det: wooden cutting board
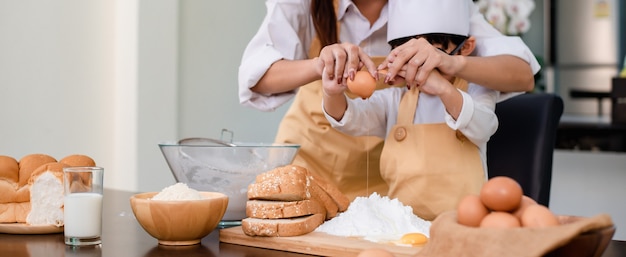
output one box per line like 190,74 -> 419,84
219,226 -> 422,257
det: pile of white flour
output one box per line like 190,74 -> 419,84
315,193 -> 431,240
152,183 -> 204,201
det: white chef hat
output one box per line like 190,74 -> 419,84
387,0 -> 471,42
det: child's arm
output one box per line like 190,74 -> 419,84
321,67 -> 348,121
418,70 -> 464,120
450,85 -> 499,147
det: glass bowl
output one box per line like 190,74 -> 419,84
158,141 -> 299,226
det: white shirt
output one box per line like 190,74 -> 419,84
323,83 -> 499,175
238,0 -> 540,111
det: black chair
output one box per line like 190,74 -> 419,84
486,93 -> 564,207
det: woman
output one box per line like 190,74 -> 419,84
238,0 -> 539,200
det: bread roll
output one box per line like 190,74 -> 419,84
18,154 -> 56,187
14,184 -> 30,203
26,163 -> 66,226
0,155 -> 19,183
15,202 -> 30,223
59,154 -> 96,167
0,179 -> 17,204
60,154 -> 97,189
241,213 -> 325,237
0,202 -> 30,223
28,162 -> 66,185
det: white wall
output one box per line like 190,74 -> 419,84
0,1 -> 117,185
0,0 -> 283,192
177,0 -> 289,143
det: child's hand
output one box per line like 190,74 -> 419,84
418,69 -> 454,96
321,67 -> 347,97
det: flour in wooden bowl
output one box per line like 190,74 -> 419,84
152,183 -> 204,201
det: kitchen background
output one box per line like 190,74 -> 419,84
0,0 -> 624,240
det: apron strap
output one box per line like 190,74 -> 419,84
397,87 -> 420,125
396,77 -> 469,125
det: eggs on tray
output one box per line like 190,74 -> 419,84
457,176 -> 559,228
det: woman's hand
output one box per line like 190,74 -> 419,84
379,38 -> 461,88
316,43 -> 378,85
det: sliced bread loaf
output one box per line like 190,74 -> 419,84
241,213 -> 325,237
305,169 -> 351,212
246,199 -> 324,219
247,165 -> 311,201
309,181 -> 339,219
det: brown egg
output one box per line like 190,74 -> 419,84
457,194 -> 489,227
520,204 -> 559,228
357,248 -> 395,257
480,176 -> 523,212
347,70 -> 376,99
479,211 -> 521,228
512,195 -> 538,220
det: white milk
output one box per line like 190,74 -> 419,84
64,193 -> 103,238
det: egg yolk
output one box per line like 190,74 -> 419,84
400,233 -> 428,246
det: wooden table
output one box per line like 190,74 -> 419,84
0,189 -> 624,257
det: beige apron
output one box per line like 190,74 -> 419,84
275,57 -> 391,200
379,79 -> 485,220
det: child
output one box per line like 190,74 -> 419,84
322,0 -> 499,220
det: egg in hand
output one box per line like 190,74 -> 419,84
347,70 -> 376,99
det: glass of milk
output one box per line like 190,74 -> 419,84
63,167 -> 104,246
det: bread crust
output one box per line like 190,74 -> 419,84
0,156 -> 19,183
0,179 -> 17,204
243,164 -> 354,237
59,154 -> 96,167
28,162 -> 66,185
248,166 -> 311,201
18,154 -> 56,187
309,181 -> 338,219
246,199 -> 324,219
14,184 -> 30,203
241,213 -> 325,237
0,154 -> 95,224
305,168 -> 351,212
0,202 -> 31,223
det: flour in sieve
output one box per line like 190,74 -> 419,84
152,183 -> 204,201
315,193 -> 431,240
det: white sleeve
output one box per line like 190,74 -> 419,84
468,0 -> 541,75
323,91 -> 392,139
238,0 -> 314,112
445,85 -> 499,147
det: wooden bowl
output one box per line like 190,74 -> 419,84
544,216 -> 616,257
130,191 -> 228,246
